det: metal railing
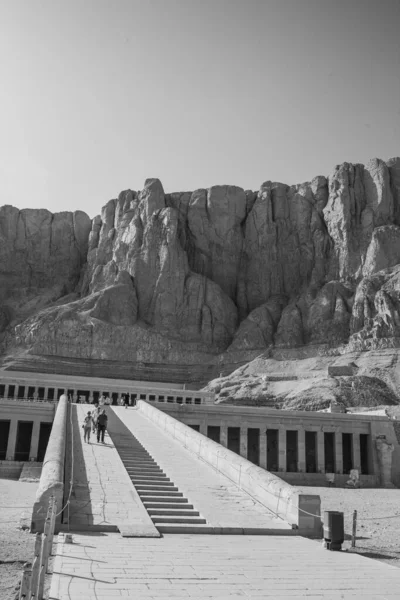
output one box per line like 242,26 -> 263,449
19,496 -> 57,600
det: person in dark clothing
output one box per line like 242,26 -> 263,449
97,409 -> 108,443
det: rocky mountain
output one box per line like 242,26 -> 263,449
2,156 -> 400,385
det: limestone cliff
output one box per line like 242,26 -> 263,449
2,156 -> 400,382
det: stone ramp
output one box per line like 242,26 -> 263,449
50,532 -> 400,599
112,406 -> 291,533
64,404 -> 159,536
107,418 -> 210,533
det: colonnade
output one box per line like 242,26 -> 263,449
194,423 -> 372,475
0,383 -> 210,405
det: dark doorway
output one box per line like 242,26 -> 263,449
247,428 -> 260,465
111,392 -> 119,405
266,429 -> 278,471
360,434 -> 370,475
0,420 -> 10,459
324,432 -> 335,473
130,394 -> 137,406
17,386 -> 25,399
8,385 -> 15,398
0,384 -> 5,396
57,388 -> 65,400
93,391 -> 100,403
305,431 -> 317,473
38,387 -> 45,399
227,427 -> 240,454
37,422 -> 52,461
47,388 -> 55,401
14,421 -> 33,461
188,424 -> 200,432
27,386 -> 35,399
77,390 -> 89,403
286,430 -> 298,472
207,426 -> 221,443
342,433 -> 353,474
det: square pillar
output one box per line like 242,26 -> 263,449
317,431 -> 325,473
335,432 -> 343,474
6,419 -> 18,460
199,422 -> 207,436
3,385 -> 9,398
278,427 -> 286,471
298,429 -> 306,472
259,429 -> 267,469
220,425 -> 228,448
353,433 -> 361,472
240,427 -> 248,459
29,421 -> 41,460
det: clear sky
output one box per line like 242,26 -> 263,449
1,0 -> 399,217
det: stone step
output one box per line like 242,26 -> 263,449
156,524 -> 216,534
142,498 -> 190,506
121,457 -> 154,462
151,516 -> 207,524
137,491 -> 184,497
147,509 -> 200,517
143,502 -> 193,509
127,471 -> 165,476
123,460 -> 156,465
135,484 -> 178,491
131,480 -> 172,487
120,455 -> 152,460
129,474 -> 168,480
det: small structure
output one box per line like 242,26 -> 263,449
328,362 -> 358,377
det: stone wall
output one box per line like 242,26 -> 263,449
31,395 -> 68,532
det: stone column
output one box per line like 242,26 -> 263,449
335,432 -> 343,474
317,431 -> 325,473
278,427 -> 286,472
352,433 -> 361,473
259,429 -> 267,469
199,421 -> 207,436
6,419 -> 18,460
3,384 -> 9,398
29,421 -> 41,460
298,429 -> 306,472
240,427 -> 248,459
72,390 -> 78,403
375,437 -> 395,488
220,425 -> 228,448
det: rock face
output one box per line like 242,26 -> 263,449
3,155 -> 400,375
0,206 -> 91,332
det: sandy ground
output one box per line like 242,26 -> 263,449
0,479 -> 38,600
297,485 -> 400,567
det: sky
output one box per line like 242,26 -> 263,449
0,0 -> 399,218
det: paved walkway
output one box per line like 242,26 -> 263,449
50,532 -> 400,599
112,406 -> 289,531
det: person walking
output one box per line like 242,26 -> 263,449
97,409 -> 108,443
82,411 -> 94,443
92,403 -> 100,433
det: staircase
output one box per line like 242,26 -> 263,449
111,432 -> 209,533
